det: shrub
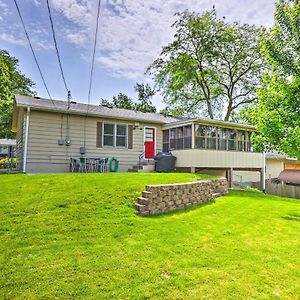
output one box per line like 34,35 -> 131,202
0,158 -> 17,169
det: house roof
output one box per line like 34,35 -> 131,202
0,139 -> 16,146
13,95 -> 256,131
14,95 -> 180,124
163,117 -> 256,131
265,152 -> 297,161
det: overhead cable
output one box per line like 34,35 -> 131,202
14,0 -> 52,100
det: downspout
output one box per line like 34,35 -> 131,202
262,150 -> 266,192
22,106 -> 30,173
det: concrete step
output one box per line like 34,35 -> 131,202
134,202 -> 147,212
212,192 -> 222,199
142,191 -> 152,198
137,196 -> 150,205
139,165 -> 155,173
140,160 -> 155,166
132,165 -> 143,170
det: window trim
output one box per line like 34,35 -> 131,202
116,124 -> 128,148
102,122 -> 128,148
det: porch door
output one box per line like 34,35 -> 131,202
144,127 -> 155,159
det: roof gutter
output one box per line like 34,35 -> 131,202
22,106 -> 30,173
15,104 -> 170,125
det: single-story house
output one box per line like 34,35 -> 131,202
0,139 -> 16,158
12,95 -> 265,186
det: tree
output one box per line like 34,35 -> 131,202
101,93 -> 135,110
134,83 -> 156,113
147,10 -> 264,121
242,0 -> 300,159
0,50 -> 35,138
100,83 -> 157,113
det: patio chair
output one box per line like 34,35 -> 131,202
97,158 -> 108,173
69,158 -> 78,172
78,157 -> 88,173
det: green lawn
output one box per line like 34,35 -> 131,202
0,173 -> 300,299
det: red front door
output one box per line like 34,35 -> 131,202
144,127 -> 155,159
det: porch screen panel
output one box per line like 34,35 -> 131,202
247,131 -> 253,152
176,127 -> 184,149
207,126 -> 217,149
163,130 -> 170,152
218,127 -> 227,150
237,130 -> 247,151
228,129 -> 236,151
170,128 -> 176,150
184,125 -> 192,149
195,125 -> 206,149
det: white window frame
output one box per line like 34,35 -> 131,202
116,124 -> 128,148
102,122 -> 128,148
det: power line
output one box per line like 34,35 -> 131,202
46,0 -> 69,94
13,0 -> 52,100
87,0 -> 102,109
83,0 -> 102,147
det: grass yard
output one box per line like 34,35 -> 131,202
0,173 -> 300,299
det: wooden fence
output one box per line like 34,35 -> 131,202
265,182 -> 300,199
251,181 -> 300,199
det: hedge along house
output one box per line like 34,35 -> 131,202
12,95 -> 264,186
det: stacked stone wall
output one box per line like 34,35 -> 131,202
135,178 -> 228,216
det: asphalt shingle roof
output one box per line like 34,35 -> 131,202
15,95 -> 180,124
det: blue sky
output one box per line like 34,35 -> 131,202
0,0 -> 276,109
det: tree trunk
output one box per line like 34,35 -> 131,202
206,99 -> 214,119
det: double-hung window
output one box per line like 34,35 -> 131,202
103,123 -> 127,148
116,124 -> 127,147
103,124 -> 114,147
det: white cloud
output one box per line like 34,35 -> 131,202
0,33 -> 26,46
2,0 -> 276,82
48,0 -> 275,81
0,0 -> 11,16
32,0 -> 42,6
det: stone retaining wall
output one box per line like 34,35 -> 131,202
135,178 -> 228,216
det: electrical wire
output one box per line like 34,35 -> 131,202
83,0 -> 102,147
87,0 -> 102,109
13,0 -> 52,100
46,0 -> 69,94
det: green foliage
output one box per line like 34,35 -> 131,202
100,83 -> 157,113
147,10 -> 264,121
0,157 -> 16,169
101,93 -> 135,110
0,173 -> 300,298
243,1 -> 300,159
134,82 -> 156,113
0,50 -> 35,138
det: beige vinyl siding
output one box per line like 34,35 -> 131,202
173,149 -> 264,169
233,171 -> 260,183
26,110 -> 162,173
266,159 -> 284,179
15,109 -> 25,170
